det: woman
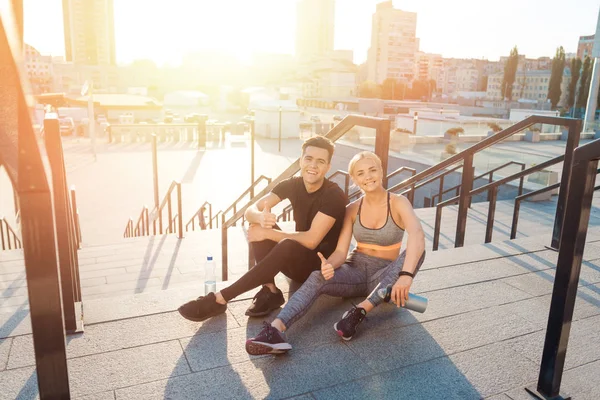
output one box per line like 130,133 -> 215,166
246,151 -> 426,355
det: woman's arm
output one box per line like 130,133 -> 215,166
390,194 -> 425,307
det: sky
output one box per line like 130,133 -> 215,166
22,0 -> 600,66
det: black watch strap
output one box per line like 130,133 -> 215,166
399,270 -> 415,278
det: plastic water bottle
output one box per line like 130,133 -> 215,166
204,255 -> 216,294
376,284 -> 428,313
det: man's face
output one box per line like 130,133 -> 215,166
300,146 -> 331,186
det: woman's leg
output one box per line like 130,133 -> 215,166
275,262 -> 367,331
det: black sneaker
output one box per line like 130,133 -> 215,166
245,286 -> 285,317
334,306 -> 367,341
178,292 -> 227,322
246,322 -> 292,355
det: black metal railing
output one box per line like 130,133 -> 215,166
510,167 -> 600,240
0,217 -> 21,250
221,175 -> 272,227
186,201 -> 213,231
123,180 -> 183,239
220,115 -> 392,280
387,116 -> 581,251
431,154 -> 565,250
429,161 -> 525,206
526,137 -> 600,399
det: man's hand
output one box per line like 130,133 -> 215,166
248,224 -> 270,243
318,252 -> 334,280
259,205 -> 276,229
391,275 -> 413,308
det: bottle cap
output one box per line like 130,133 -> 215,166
207,255 -> 213,261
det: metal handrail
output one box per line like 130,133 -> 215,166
328,170 -> 351,195
396,164 -> 463,206
510,167 -> 600,240
185,201 -> 213,231
123,180 -> 183,239
69,186 -> 82,248
221,175 -> 272,227
432,154 -> 565,249
211,210 -> 223,229
430,161 -> 526,206
0,217 -> 22,250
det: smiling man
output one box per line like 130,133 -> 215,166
178,136 -> 347,323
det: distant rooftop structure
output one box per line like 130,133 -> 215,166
74,93 -> 161,109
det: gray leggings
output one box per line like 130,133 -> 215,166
277,250 -> 425,329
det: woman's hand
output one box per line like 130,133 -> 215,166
318,252 -> 334,280
391,275 -> 413,307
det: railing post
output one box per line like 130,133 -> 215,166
44,116 -> 83,334
167,195 -> 173,234
152,134 -> 159,211
177,183 -> 183,239
0,219 -> 5,250
433,206 -> 442,251
551,120 -> 582,249
485,187 -> 498,243
70,186 -> 81,248
374,119 -> 391,188
487,172 -> 494,201
455,153 -> 474,247
221,226 -> 228,281
526,157 -> 597,399
438,175 -> 445,205
511,200 -> 521,240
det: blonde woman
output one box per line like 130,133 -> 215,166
246,151 -> 426,355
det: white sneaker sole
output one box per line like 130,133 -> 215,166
245,340 -> 292,355
333,322 -> 353,341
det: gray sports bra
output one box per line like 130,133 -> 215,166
353,193 -> 405,250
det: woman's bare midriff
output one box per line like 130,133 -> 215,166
356,246 -> 400,261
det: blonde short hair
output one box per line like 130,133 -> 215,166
348,151 -> 383,177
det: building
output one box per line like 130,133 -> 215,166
62,0 -> 116,65
52,62 -> 121,94
298,56 -> 357,99
24,44 -> 53,94
366,1 -> 419,84
578,34 -> 595,59
415,52 -> 443,84
486,69 -> 571,107
295,0 -> 335,60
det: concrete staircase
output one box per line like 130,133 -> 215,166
2,196 -> 600,398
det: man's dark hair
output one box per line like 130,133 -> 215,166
301,136 -> 335,163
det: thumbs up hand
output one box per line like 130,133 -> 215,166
318,252 -> 334,280
259,203 -> 276,229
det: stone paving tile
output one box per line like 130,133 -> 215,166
312,356 -> 483,400
410,259 -> 532,293
64,340 -> 191,398
346,304 -> 538,375
74,391 -> 116,400
504,314 -> 600,372
116,342 -> 371,400
79,267 -> 128,280
0,264 -> 24,275
447,342 -> 539,399
0,366 -> 38,400
0,338 -> 11,371
7,310 -> 237,370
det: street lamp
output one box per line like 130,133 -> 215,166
413,112 -> 419,135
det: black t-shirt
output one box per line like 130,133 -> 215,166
272,177 -> 347,257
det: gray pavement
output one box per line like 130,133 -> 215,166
2,135 -> 600,399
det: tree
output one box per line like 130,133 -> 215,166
408,79 -> 435,100
501,46 -> 519,101
577,56 -> 592,108
547,46 -> 566,109
358,81 -> 382,98
567,57 -> 582,110
381,78 -> 398,100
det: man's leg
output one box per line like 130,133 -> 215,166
220,238 -> 319,302
178,239 -> 319,322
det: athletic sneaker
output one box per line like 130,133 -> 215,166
246,322 -> 292,355
178,292 -> 227,322
334,306 -> 367,341
245,286 -> 285,317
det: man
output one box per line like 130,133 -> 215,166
178,136 -> 347,322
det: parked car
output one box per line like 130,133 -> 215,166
59,117 -> 75,136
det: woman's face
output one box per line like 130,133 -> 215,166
352,157 -> 383,193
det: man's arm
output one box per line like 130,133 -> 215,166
244,192 -> 281,226
248,211 -> 336,250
